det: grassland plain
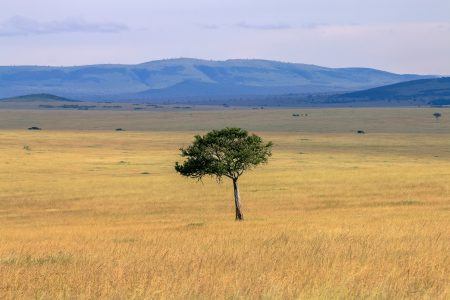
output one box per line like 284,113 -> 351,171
0,108 -> 449,299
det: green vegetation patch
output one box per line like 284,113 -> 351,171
0,252 -> 72,266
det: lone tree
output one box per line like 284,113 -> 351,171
433,112 -> 442,121
175,127 -> 272,221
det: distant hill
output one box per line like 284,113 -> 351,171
0,93 -> 79,102
327,77 -> 450,105
0,58 -> 434,102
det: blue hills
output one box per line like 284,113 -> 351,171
0,58 -> 434,103
330,77 -> 450,104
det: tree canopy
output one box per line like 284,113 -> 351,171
433,112 -> 442,120
175,127 -> 273,220
175,127 -> 272,181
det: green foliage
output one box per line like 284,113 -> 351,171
0,252 -> 72,266
175,127 -> 272,181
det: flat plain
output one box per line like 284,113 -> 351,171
0,108 -> 449,299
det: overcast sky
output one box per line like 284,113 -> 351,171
1,0 -> 449,74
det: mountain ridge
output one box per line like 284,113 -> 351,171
0,58 -> 436,102
0,93 -> 80,102
2,77 -> 449,108
328,77 -> 450,105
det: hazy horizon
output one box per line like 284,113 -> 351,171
1,0 -> 449,74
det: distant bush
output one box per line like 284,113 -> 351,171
433,112 -> 442,120
62,105 -> 96,110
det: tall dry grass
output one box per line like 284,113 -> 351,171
0,130 -> 449,299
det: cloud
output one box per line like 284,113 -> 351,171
235,22 -> 291,30
198,24 -> 220,30
306,22 -> 450,40
0,16 -> 128,36
197,22 -> 291,31
298,23 -> 323,30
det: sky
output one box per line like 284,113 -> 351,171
0,0 -> 449,74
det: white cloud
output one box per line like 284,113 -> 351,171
280,22 -> 450,74
235,22 -> 291,30
0,16 -> 128,36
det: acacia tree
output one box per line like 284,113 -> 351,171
433,112 -> 442,121
175,127 -> 272,221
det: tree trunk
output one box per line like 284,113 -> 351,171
233,178 -> 244,221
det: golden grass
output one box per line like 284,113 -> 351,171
0,107 -> 449,133
0,126 -> 449,298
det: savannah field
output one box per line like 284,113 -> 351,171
0,107 -> 449,299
